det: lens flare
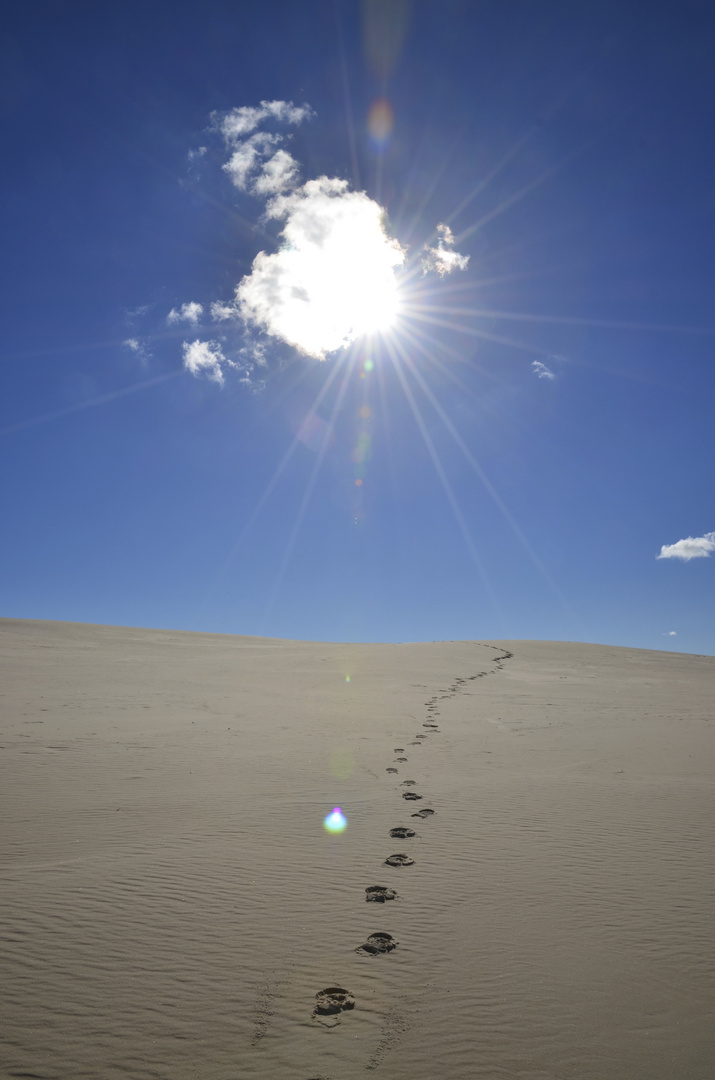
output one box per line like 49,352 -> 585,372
367,98 -> 395,145
323,806 -> 347,833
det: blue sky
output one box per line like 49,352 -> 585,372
1,0 -> 714,652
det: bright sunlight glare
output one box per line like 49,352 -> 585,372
176,103 -> 469,379
236,178 -> 406,359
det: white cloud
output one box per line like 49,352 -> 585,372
217,100 -> 313,143
421,224 -> 469,277
222,132 -> 278,190
253,148 -> 300,195
238,338 -> 268,368
216,102 -> 312,197
123,337 -> 151,363
167,301 -> 204,326
229,177 -> 406,359
664,630 -> 677,636
657,531 -> 715,561
532,360 -> 555,380
176,102 -> 476,380
182,338 -> 264,388
211,301 -> 238,322
182,339 -> 230,384
223,142 -> 261,190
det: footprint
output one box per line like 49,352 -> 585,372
402,791 -> 423,800
385,853 -> 414,867
395,756 -> 408,763
386,767 -> 398,774
411,808 -> 435,819
414,734 -> 427,739
357,932 -> 398,956
410,741 -> 423,746
314,987 -> 355,1015
401,779 -> 417,786
365,885 -> 397,902
389,827 -> 416,838
394,748 -> 404,752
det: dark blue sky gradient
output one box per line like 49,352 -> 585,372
1,1 -> 714,651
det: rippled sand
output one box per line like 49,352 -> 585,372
1,619 -> 713,1079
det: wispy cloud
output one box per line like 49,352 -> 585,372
532,359 -> 555,379
181,338 -> 264,389
252,148 -> 300,195
657,531 -> 715,561
167,301 -> 203,326
223,133 -> 278,191
125,304 -> 151,323
210,301 -> 237,322
420,224 -> 469,277
123,337 -> 151,364
182,340 -> 230,384
663,630 -> 677,636
217,100 -> 313,197
217,100 -> 313,141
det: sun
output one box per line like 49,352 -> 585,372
236,178 -> 406,359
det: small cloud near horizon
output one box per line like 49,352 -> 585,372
657,530 -> 715,561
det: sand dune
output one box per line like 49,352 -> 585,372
1,618 -> 714,1079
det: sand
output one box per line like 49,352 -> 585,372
1,618 -> 714,1080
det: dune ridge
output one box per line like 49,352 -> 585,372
1,619 -> 714,1079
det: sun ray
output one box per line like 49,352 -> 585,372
396,326 -> 575,615
373,341 -> 403,502
203,350 -> 347,602
404,309 -> 563,359
0,371 -> 181,437
384,338 -> 506,626
411,261 -> 583,297
454,132 -> 604,246
443,126 -> 538,231
260,349 -> 358,627
334,1 -> 361,191
406,313 -> 688,392
398,320 -> 513,395
415,305 -> 715,338
398,126 -> 468,244
442,65 -> 597,234
397,321 -> 512,414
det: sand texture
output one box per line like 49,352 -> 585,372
1,619 -> 714,1079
